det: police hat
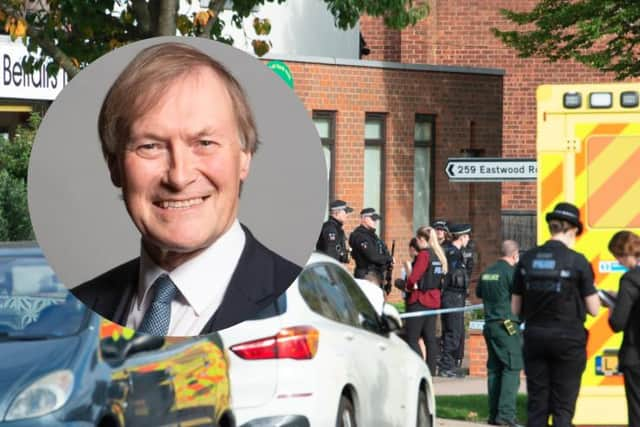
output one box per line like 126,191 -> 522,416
431,219 -> 449,233
330,200 -> 353,213
360,207 -> 381,220
449,223 -> 472,236
545,202 -> 583,236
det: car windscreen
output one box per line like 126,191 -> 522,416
0,255 -> 87,338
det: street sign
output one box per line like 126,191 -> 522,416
445,157 -> 536,182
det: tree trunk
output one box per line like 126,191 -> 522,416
155,0 -> 178,36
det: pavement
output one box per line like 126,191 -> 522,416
433,376 -> 527,427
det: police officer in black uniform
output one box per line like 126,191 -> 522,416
349,208 -> 393,285
437,223 -> 472,377
316,200 -> 353,263
512,202 -> 600,427
432,219 -> 450,246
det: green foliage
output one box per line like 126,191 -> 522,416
436,394 -> 528,423
0,113 -> 40,181
1,0 -> 428,78
493,1 -> 640,80
0,113 -> 39,241
0,171 -> 33,241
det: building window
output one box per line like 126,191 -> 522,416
364,114 -> 385,235
313,111 -> 335,214
413,115 -> 435,231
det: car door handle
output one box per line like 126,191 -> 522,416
344,332 -> 355,341
378,342 -> 387,351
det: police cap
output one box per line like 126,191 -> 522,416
431,219 -> 449,233
545,202 -> 583,236
449,223 -> 472,236
330,200 -> 353,213
360,207 -> 382,220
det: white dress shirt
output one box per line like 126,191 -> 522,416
126,220 -> 246,336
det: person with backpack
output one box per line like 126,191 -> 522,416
512,202 -> 600,427
437,223 -> 472,377
606,230 -> 640,427
403,226 -> 448,376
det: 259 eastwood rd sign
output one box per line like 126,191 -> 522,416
445,157 -> 537,182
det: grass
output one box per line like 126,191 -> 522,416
389,301 -> 405,313
436,394 -> 528,423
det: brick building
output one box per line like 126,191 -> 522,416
361,0 -> 630,252
262,56 -> 504,299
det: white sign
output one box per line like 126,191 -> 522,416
598,261 -> 627,273
0,36 -> 67,101
445,157 -> 537,182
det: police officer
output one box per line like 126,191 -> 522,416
512,202 -> 600,427
437,223 -> 472,377
316,200 -> 353,263
432,219 -> 450,246
477,240 -> 523,427
349,208 -> 392,285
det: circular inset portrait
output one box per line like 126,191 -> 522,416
28,37 -> 326,336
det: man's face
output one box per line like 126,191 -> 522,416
333,209 -> 347,223
109,67 -> 251,262
435,228 -> 446,241
363,215 -> 377,230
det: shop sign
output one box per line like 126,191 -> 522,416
0,36 -> 67,101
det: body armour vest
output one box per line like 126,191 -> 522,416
519,244 -> 585,327
418,248 -> 444,291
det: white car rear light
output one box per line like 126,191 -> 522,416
230,326 -> 319,360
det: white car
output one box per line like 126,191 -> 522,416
220,252 -> 436,427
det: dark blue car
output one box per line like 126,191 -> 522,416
0,243 -> 235,426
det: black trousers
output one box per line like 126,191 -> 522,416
405,302 -> 439,376
623,363 -> 640,427
438,291 -> 465,372
523,325 -> 587,427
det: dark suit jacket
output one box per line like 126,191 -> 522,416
609,267 -> 640,369
71,225 -> 301,333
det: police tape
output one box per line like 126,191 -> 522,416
398,304 -> 484,319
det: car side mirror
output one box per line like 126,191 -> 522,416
100,338 -> 125,361
124,334 -> 165,357
382,303 -> 403,332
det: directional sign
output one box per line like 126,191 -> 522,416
445,157 -> 537,182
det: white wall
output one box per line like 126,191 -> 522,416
182,0 -> 360,59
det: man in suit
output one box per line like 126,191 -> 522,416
72,42 -> 300,335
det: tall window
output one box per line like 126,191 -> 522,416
313,111 -> 335,215
413,115 -> 435,231
364,114 -> 385,235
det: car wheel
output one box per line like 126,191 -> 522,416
336,395 -> 356,427
416,390 -> 431,427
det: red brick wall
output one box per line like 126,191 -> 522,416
468,330 -> 487,377
361,0 -> 637,212
280,60 -> 502,302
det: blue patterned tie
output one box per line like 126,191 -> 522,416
138,274 -> 177,336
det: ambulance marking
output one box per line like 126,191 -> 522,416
587,142 -> 640,226
595,178 -> 640,228
629,211 -> 640,229
585,136 -> 627,192
541,163 -> 563,211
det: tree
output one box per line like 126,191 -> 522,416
0,0 -> 428,79
493,1 -> 640,80
0,113 -> 39,241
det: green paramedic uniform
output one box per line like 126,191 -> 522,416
476,259 -> 523,425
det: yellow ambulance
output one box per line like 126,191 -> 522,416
537,83 -> 640,425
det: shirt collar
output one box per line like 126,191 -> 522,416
137,220 -> 246,316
